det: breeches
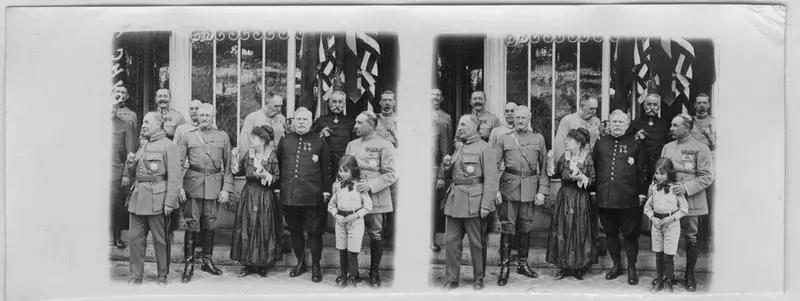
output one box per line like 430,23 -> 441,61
598,207 -> 643,239
498,200 -> 534,234
680,215 -> 701,244
183,198 -> 218,232
335,218 -> 365,253
364,213 -> 385,240
651,219 -> 681,255
283,205 -> 326,238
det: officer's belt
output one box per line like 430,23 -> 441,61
504,168 -> 537,177
189,166 -> 222,174
136,175 -> 167,182
653,211 -> 678,219
337,209 -> 362,216
453,177 -> 483,185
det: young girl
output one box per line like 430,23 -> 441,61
229,125 -> 282,278
545,128 -> 597,280
643,158 -> 689,292
328,155 -> 373,288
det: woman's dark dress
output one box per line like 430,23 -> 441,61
545,151 -> 598,269
230,151 -> 282,266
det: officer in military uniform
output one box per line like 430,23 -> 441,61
174,99 -> 203,145
113,85 -> 139,132
629,94 -> 672,185
310,90 -> 356,186
112,94 -> 138,249
123,112 -> 181,285
176,103 -> 233,283
346,110 -> 397,288
375,90 -> 398,147
661,113 -> 714,292
469,91 -> 502,142
488,102 -> 519,146
592,110 -> 649,285
154,88 -> 186,140
277,107 -> 331,283
431,88 -> 452,252
493,106 -> 549,286
436,114 -> 499,290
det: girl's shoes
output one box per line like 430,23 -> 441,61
237,266 -> 256,278
347,275 -> 358,288
573,268 -> 585,280
554,269 -> 566,280
257,266 -> 269,277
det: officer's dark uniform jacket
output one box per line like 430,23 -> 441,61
125,130 -> 181,215
276,131 -> 331,206
177,127 -> 234,199
310,113 -> 355,184
628,116 -> 672,184
592,133 -> 649,208
438,134 -> 499,218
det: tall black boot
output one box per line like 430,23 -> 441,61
664,254 -> 675,292
685,241 -> 698,292
650,252 -> 664,292
337,250 -> 348,287
624,238 -> 639,285
516,232 -> 538,278
497,234 -> 512,286
310,235 -> 323,282
182,231 -> 196,283
347,252 -> 359,288
199,230 -> 223,275
369,239 -> 383,288
605,236 -> 623,279
289,232 -> 307,277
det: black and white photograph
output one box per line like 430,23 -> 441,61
429,33 -> 718,293
1,3 -> 793,301
109,29 -> 400,288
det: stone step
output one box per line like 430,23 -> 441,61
429,232 -> 712,273
110,229 -> 394,269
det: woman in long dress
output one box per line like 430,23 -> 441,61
546,127 -> 597,280
230,125 -> 282,277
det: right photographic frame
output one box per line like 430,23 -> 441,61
430,34 -> 717,293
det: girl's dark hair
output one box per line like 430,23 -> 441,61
567,127 -> 591,147
338,155 -> 361,181
251,125 -> 274,144
654,157 -> 677,183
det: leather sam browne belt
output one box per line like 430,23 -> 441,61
453,177 -> 483,185
136,175 -> 167,182
189,166 -> 222,174
504,168 -> 537,177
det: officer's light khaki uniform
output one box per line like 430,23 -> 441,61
124,130 -> 181,280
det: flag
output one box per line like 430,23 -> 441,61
318,34 -> 338,102
669,37 -> 695,101
633,37 -> 653,103
346,32 -> 381,105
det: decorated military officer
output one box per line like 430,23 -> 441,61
154,88 -> 186,140
660,113 -> 714,292
123,112 -> 181,285
493,106 -> 549,286
469,91 -> 502,142
436,114 -> 499,290
345,110 -> 397,288
592,110 -> 649,285
276,107 -> 331,283
310,90 -> 356,186
176,103 -> 233,283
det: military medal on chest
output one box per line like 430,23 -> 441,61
149,162 -> 159,172
333,116 -> 339,124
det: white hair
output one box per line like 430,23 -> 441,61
294,107 -> 313,119
609,109 -> 629,122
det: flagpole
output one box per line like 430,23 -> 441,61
631,38 -> 637,120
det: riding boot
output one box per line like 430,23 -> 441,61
605,236 -> 623,279
369,239 -> 383,287
685,241 -> 698,292
650,252 -> 664,291
181,231 -> 196,283
624,237 -> 639,285
348,252 -> 359,288
497,234 -> 512,286
199,230 -> 223,275
336,250 -> 348,287
289,232 -> 307,277
516,232 -> 538,278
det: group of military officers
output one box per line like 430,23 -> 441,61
432,89 -> 715,291
111,86 -> 398,286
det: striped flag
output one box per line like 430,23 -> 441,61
633,37 -> 653,103
669,38 -> 695,101
318,34 -> 338,102
346,32 -> 381,111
